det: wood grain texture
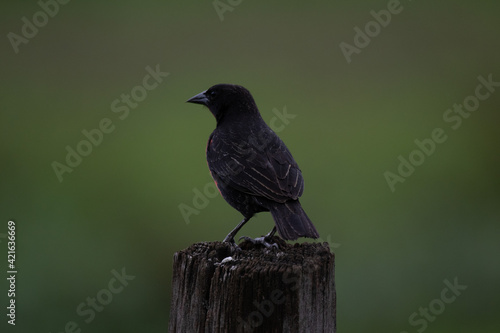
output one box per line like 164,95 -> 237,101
169,238 -> 336,333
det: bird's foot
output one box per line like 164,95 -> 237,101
222,237 -> 242,253
239,236 -> 279,250
222,217 -> 250,253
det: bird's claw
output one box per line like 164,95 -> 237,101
222,237 -> 242,253
239,236 -> 279,249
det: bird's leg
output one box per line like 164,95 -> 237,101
239,226 -> 279,249
223,217 -> 251,244
264,226 -> 277,240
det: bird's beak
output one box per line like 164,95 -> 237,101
186,90 -> 209,106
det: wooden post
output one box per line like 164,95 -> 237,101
168,238 -> 336,333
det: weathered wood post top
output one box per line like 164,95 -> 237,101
169,238 -> 336,333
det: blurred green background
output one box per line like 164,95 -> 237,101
1,1 -> 499,332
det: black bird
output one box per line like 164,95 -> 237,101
187,84 -> 319,245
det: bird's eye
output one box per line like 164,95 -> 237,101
208,90 -> 217,98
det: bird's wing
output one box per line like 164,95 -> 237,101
207,127 -> 304,203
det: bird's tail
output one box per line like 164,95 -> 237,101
269,200 -> 319,241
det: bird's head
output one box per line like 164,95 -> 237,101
186,84 -> 260,124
